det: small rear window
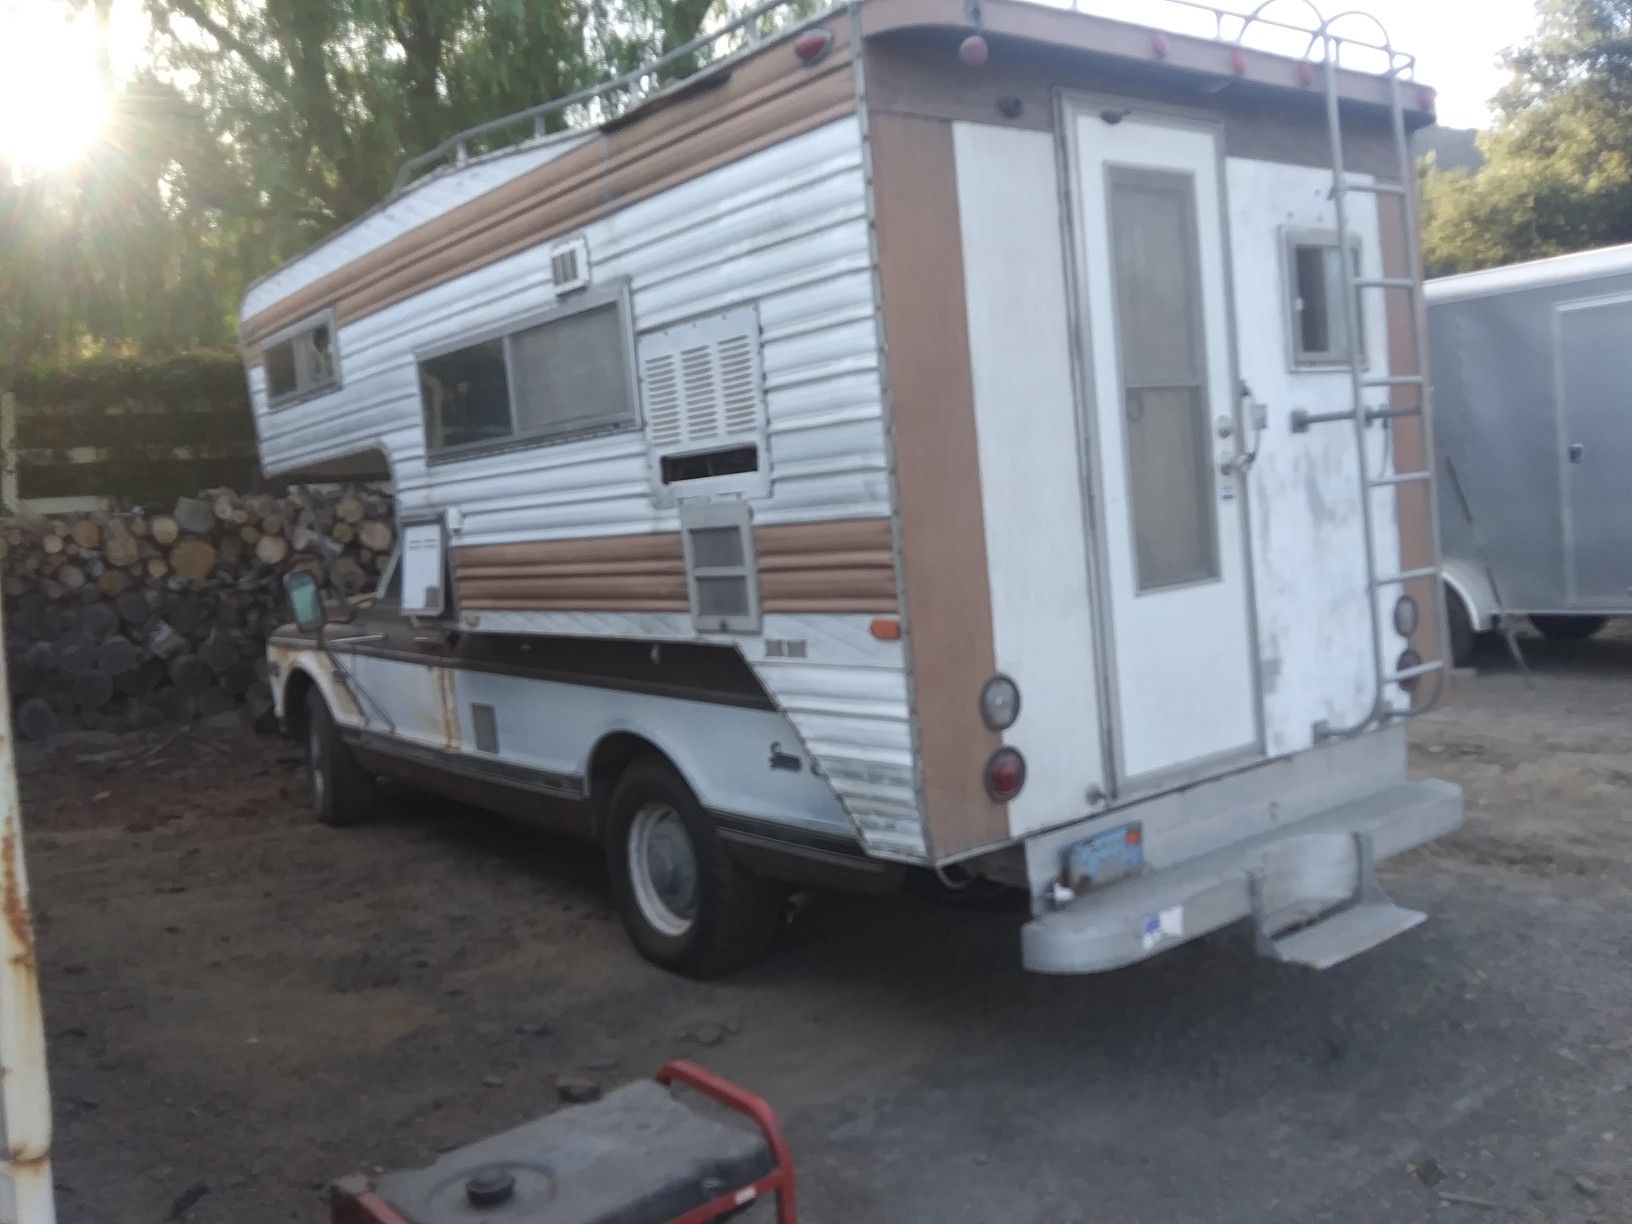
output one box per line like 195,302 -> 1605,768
264,314 -> 340,406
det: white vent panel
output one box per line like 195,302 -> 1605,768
637,305 -> 769,500
549,234 -> 591,294
644,352 -> 684,448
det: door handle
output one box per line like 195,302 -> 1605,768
1569,442 -> 1585,464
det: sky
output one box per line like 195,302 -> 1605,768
1358,0 -> 1542,128
1077,0 -> 1542,129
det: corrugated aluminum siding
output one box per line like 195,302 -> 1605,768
244,117 -> 924,860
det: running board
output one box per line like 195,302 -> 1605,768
1251,830 -> 1422,970
1259,900 -> 1426,970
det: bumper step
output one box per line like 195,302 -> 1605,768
1021,778 -> 1462,975
1263,900 -> 1425,970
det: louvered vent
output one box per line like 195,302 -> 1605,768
638,305 -> 769,500
549,234 -> 591,294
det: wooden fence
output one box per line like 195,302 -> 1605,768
1,353 -> 258,513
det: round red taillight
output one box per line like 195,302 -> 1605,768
1396,648 -> 1424,697
985,747 -> 1026,802
792,29 -> 833,64
959,33 -> 989,68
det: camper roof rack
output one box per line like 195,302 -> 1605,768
391,0 -> 1419,193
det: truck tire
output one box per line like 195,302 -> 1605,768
1530,614 -> 1607,643
305,688 -> 377,827
604,756 -> 784,979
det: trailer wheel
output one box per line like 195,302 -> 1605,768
605,756 -> 784,978
305,688 -> 377,827
1530,614 -> 1607,643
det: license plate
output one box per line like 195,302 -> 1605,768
1064,823 -> 1144,892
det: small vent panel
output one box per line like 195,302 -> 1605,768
549,235 -> 591,294
471,703 -> 500,754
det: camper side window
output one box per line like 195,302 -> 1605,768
419,285 -> 638,462
264,313 -> 340,407
1285,230 -> 1366,368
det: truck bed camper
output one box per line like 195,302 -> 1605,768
247,0 -> 1462,978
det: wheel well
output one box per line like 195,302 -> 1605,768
587,733 -> 677,841
283,668 -> 318,742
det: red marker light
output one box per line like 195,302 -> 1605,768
792,29 -> 832,64
984,748 -> 1026,802
1152,32 -> 1170,59
959,33 -> 989,67
1230,49 -> 1248,76
1396,648 -> 1424,697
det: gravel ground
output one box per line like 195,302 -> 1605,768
22,631 -> 1632,1223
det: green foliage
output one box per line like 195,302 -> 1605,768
6,0 -> 753,367
1422,0 -> 1632,274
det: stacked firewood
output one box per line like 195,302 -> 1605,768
2,484 -> 394,740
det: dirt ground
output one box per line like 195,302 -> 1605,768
22,630 -> 1632,1223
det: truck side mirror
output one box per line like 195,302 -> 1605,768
284,570 -> 327,636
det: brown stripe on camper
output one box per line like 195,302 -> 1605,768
867,110 -> 1009,859
241,16 -> 858,357
452,518 -> 898,614
1378,187 -> 1443,697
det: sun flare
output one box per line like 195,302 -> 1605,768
0,2 -> 112,175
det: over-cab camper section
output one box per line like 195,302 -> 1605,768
244,0 -> 1460,974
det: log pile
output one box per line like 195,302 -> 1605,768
2,484 -> 394,740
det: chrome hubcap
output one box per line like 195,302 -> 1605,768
627,803 -> 698,938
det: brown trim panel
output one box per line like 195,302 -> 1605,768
862,33 -> 1404,179
860,0 -> 1434,123
1379,188 -> 1443,697
868,111 -> 1009,859
451,517 -> 898,614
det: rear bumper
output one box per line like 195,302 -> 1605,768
1021,777 -> 1462,974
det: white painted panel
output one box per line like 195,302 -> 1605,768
462,610 -> 923,859
953,122 -> 1107,838
1072,111 -> 1259,783
344,655 -> 455,750
1223,158 -> 1403,756
400,521 -> 446,615
451,670 -> 858,844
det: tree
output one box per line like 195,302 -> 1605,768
1,76 -> 237,370
143,0 -> 726,258
1423,0 -> 1632,274
5,0 -> 737,367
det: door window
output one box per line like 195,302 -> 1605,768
1106,165 -> 1220,592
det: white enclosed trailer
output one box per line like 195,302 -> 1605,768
1429,244 -> 1632,661
247,0 -> 1462,978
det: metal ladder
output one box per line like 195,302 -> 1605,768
1288,21 -> 1450,738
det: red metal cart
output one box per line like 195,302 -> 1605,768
330,1059 -> 797,1224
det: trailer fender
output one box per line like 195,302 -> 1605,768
1440,560 -> 1499,633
